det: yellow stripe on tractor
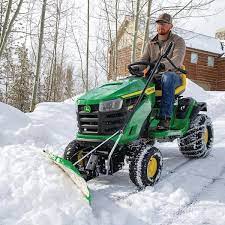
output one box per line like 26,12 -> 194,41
122,87 -> 155,99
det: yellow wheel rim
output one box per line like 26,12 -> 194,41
203,128 -> 209,144
147,157 -> 158,178
77,151 -> 84,166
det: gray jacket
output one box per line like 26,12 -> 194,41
141,31 -> 186,72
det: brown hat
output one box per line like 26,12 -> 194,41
156,13 -> 172,24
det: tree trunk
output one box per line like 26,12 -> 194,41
0,0 -> 12,40
59,16 -> 67,101
0,0 -> 24,59
131,0 -> 140,62
30,0 -> 47,111
141,0 -> 152,54
52,15 -> 59,101
86,0 -> 90,92
102,0 -> 113,79
113,0 -> 118,80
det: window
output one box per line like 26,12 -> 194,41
208,56 -> 214,67
191,52 -> 198,64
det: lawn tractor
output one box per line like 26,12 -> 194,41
63,42 -> 214,189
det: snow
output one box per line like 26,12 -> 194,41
0,145 -> 95,225
216,27 -> 225,33
1,79 -> 225,225
143,22 -> 225,54
173,28 -> 224,55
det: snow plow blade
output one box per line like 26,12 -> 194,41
43,150 -> 91,203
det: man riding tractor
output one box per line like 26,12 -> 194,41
139,13 -> 186,130
61,14 -> 213,188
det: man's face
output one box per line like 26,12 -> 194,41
156,22 -> 173,35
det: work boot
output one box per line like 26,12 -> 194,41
157,118 -> 170,130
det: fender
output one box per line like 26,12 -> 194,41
190,102 -> 207,120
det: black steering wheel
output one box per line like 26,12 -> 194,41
128,61 -> 153,77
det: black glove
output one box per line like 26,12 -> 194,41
146,62 -> 155,69
158,63 -> 165,72
131,65 -> 140,72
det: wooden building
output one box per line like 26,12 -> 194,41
108,17 -> 225,91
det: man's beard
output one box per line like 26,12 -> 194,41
157,28 -> 170,35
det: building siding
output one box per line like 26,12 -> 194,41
216,58 -> 225,90
109,42 -> 225,91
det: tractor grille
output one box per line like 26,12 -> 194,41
78,104 -> 99,134
77,98 -> 137,135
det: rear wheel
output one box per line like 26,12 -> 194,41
129,145 -> 163,188
179,114 -> 214,158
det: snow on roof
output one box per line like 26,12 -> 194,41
125,17 -> 224,55
216,27 -> 225,33
173,27 -> 224,55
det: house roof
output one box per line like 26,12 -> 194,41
117,17 -> 225,55
173,27 -> 224,55
147,26 -> 224,55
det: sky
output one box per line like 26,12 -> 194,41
170,0 -> 225,37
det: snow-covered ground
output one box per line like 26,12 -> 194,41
0,79 -> 225,225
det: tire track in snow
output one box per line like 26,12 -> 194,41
115,158 -> 193,201
161,164 -> 225,225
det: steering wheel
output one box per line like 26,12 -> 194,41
128,61 -> 153,77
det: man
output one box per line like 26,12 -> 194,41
141,13 -> 186,130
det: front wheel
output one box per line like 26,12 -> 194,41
129,145 -> 163,188
64,140 -> 84,164
63,140 -> 93,180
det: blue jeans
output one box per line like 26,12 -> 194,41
159,72 -> 182,119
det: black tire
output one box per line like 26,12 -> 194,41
64,140 -> 97,181
179,114 -> 214,158
63,140 -> 82,164
129,145 -> 163,189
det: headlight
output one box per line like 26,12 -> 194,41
99,99 -> 123,112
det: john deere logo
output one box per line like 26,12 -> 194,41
84,105 -> 91,113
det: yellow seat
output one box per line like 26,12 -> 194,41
155,66 -> 187,97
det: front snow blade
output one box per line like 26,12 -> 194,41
43,150 -> 91,203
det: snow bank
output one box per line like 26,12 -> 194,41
0,145 -> 96,225
0,97 -> 98,225
26,100 -> 78,148
1,81 -> 225,225
0,97 -> 78,147
183,79 -> 225,119
183,79 -> 210,101
0,102 -> 31,146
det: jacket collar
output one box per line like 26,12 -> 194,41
151,31 -> 173,44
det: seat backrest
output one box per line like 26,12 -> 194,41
155,66 -> 187,97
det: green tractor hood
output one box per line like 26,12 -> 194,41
77,76 -> 155,105
76,76 -> 156,144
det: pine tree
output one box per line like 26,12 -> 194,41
8,44 -> 33,112
64,65 -> 74,99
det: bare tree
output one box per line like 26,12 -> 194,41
113,0 -> 119,79
72,32 -> 86,90
30,0 -> 47,111
131,0 -> 140,62
49,0 -> 63,101
0,0 -> 24,58
141,0 -> 152,54
86,0 -> 90,91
